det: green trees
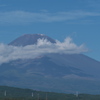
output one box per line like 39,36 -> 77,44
0,86 -> 100,100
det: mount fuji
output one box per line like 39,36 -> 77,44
0,34 -> 100,94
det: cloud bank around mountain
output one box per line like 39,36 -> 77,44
0,37 -> 88,64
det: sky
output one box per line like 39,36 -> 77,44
0,0 -> 100,61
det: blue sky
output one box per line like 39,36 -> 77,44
0,0 -> 100,61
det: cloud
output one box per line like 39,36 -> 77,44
0,10 -> 100,25
0,37 -> 88,64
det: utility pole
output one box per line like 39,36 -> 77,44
4,90 -> 7,97
75,91 -> 79,100
75,91 -> 78,97
32,92 -> 34,97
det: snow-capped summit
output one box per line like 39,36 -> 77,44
9,34 -> 56,46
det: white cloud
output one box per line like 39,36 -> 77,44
0,37 -> 88,64
0,10 -> 100,24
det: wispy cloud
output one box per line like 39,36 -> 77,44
0,37 -> 88,64
0,10 -> 100,25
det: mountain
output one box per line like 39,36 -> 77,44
0,34 -> 100,94
9,34 -> 56,46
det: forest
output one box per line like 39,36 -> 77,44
0,86 -> 100,100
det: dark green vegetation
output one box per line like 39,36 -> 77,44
0,86 -> 100,100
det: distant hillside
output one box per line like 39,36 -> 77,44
0,86 -> 77,100
0,86 -> 100,100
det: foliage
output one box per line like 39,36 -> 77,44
0,86 -> 100,100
